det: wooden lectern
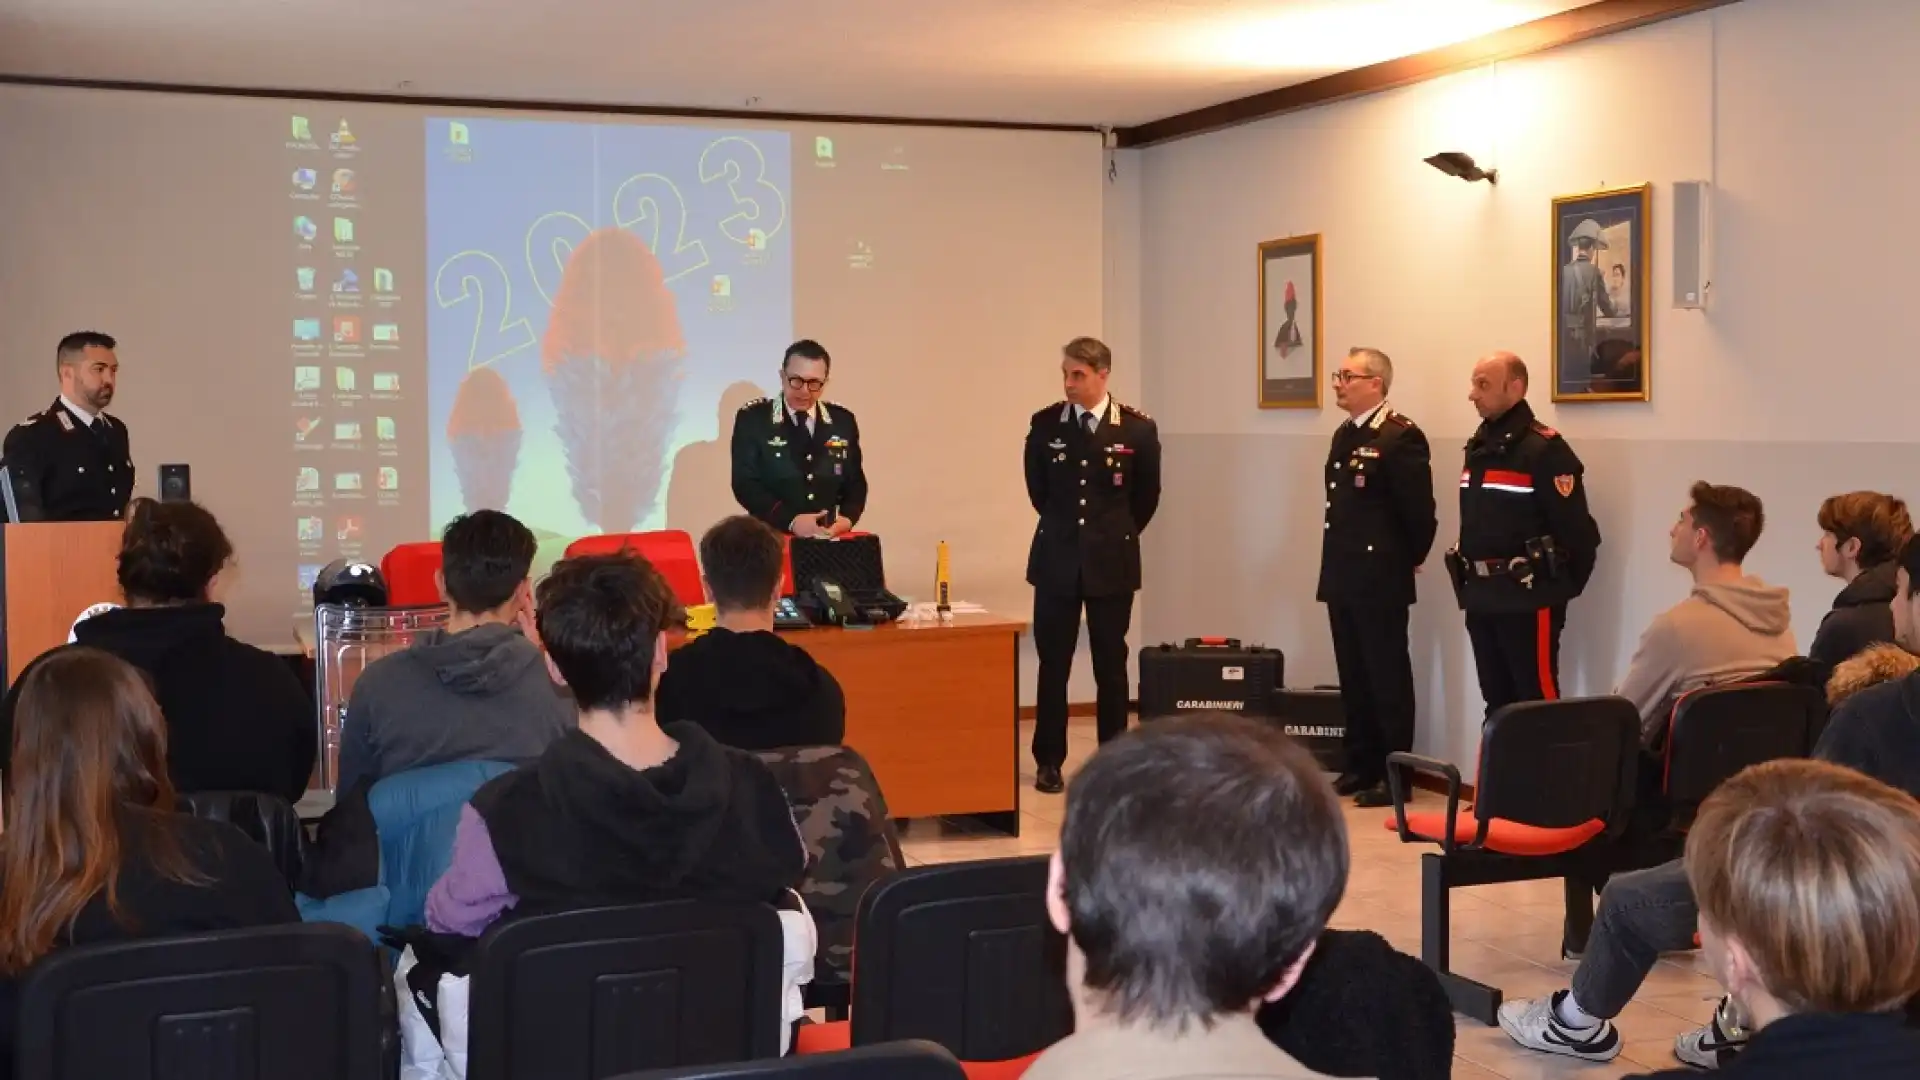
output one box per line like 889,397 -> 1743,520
1,521 -> 124,686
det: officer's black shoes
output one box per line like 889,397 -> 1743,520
1332,772 -> 1371,797
1353,782 -> 1393,809
1035,765 -> 1065,794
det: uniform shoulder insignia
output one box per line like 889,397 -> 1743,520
1118,402 -> 1153,421
739,397 -> 770,411
17,412 -> 39,427
1529,420 -> 1560,439
1382,410 -> 1413,429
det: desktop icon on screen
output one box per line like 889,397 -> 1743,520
372,372 -> 399,392
373,268 -> 394,293
334,218 -> 355,243
296,267 -> 317,292
746,228 -> 767,251
294,415 -> 323,442
333,316 -> 360,344
298,563 -> 324,593
815,136 -> 834,160
292,168 -> 317,191
334,420 -> 362,441
372,323 -> 399,344
711,275 -> 732,297
293,318 -> 321,342
377,467 -> 399,492
297,517 -> 324,543
295,467 -> 320,492
291,116 -> 312,141
294,366 -> 321,392
336,367 -> 357,392
334,472 -> 363,492
294,216 -> 317,241
449,122 -> 470,146
333,268 -> 360,293
376,416 -> 396,441
331,169 -> 356,196
336,516 -> 364,542
331,119 -> 357,149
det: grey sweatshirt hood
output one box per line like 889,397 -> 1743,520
1691,577 -> 1794,637
405,623 -> 546,694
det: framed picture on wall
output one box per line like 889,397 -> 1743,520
1257,233 -> 1323,409
1551,184 -> 1651,402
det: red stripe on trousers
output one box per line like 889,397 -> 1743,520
1537,608 -> 1558,701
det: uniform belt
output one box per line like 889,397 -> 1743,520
1469,557 -> 1530,578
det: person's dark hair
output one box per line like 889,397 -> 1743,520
56,331 -> 116,369
534,553 -> 684,712
699,515 -> 785,613
1899,535 -> 1920,599
116,498 -> 233,605
1610,264 -> 1626,277
1063,336 -> 1113,374
439,510 -> 538,614
1059,714 -> 1349,1029
1818,492 -> 1913,570
783,339 -> 831,373
1688,481 -> 1766,564
1503,355 -> 1529,389
0,647 -> 203,975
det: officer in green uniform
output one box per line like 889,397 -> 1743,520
730,340 -> 866,538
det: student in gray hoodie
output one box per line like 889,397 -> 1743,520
1614,482 -> 1795,747
337,511 -> 572,792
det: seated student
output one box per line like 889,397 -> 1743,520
1615,483 -> 1795,747
338,510 -> 572,792
1630,759 -> 1920,1079
0,499 -> 314,802
1026,714 -> 1349,1080
1500,534 -> 1920,1068
0,648 -> 299,1076
655,515 -> 845,750
425,553 -> 812,1031
1808,491 -> 1912,679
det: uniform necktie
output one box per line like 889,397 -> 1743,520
1081,410 -> 1096,436
795,409 -> 810,436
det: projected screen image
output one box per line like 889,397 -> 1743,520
424,119 -> 793,549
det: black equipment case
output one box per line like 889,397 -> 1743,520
1138,639 -> 1346,771
788,534 -> 907,624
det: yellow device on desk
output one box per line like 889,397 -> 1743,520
683,603 -> 717,638
935,540 -> 952,616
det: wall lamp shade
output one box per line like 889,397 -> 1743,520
1425,151 -> 1497,184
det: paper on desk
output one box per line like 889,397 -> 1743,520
903,600 -> 988,618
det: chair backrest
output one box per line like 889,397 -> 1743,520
467,901 -> 786,1080
849,856 -> 1073,1061
176,790 -> 307,890
15,923 -> 385,1080
754,746 -> 904,987
368,759 -> 516,929
1473,697 -> 1640,834
565,531 -> 706,607
311,602 -> 451,791
613,1040 -> 965,1080
1666,682 -> 1823,811
380,542 -> 445,607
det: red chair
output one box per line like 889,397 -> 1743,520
379,542 -> 444,607
565,531 -> 706,608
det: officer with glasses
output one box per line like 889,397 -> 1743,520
730,339 -> 867,538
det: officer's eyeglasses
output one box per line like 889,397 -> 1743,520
785,376 -> 826,392
1330,371 -> 1380,386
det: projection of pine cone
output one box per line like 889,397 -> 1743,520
541,227 -> 687,534
446,366 -> 524,513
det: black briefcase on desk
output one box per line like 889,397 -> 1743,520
1138,638 -> 1285,721
788,534 -> 907,626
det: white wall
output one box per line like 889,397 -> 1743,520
1134,0 -> 1920,768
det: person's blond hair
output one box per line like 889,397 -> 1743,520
1686,759 -> 1920,1015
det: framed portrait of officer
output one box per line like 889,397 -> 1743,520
1257,233 -> 1323,409
1551,184 -> 1651,403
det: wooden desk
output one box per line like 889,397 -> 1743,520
780,613 -> 1025,832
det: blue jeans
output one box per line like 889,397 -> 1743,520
1570,857 -> 1697,1018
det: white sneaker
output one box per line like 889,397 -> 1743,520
1674,996 -> 1747,1069
1497,991 -> 1623,1062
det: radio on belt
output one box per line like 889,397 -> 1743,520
1138,638 -> 1347,771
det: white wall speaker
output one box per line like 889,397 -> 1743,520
1672,180 -> 1712,309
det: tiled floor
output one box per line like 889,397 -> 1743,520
898,720 -> 1724,1078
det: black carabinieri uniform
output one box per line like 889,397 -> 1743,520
1316,403 -> 1437,787
2,399 -> 136,522
1024,398 -> 1162,766
729,397 -> 867,534
1450,399 -> 1601,716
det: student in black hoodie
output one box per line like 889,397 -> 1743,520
0,499 -> 314,802
655,515 -> 845,750
1808,492 -> 1912,680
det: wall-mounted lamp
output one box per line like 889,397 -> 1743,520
1425,151 -> 1497,184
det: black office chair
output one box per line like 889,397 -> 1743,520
177,789 -> 307,889
1386,697 -> 1640,1024
466,901 -> 787,1080
616,1040 -> 965,1080
14,922 -> 386,1080
798,855 -> 1073,1071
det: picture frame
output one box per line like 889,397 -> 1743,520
1256,233 -> 1323,409
1551,183 -> 1651,402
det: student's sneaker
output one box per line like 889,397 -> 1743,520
1497,991 -> 1623,1062
1673,996 -> 1748,1069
